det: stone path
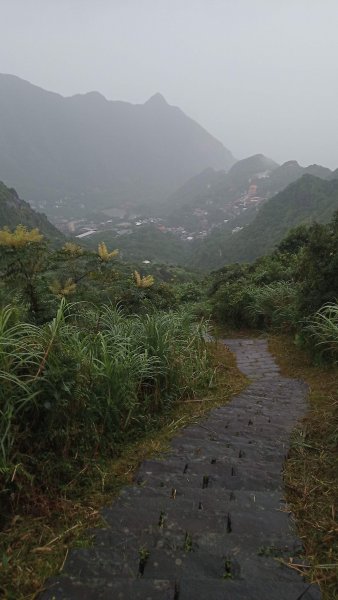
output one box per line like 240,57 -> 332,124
40,339 -> 321,599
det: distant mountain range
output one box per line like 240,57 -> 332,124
192,174 -> 338,270
0,74 -> 235,221
0,181 -> 64,243
1,74 -> 337,271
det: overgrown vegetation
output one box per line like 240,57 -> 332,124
0,301 -> 212,496
207,211 -> 338,361
0,228 -> 214,512
0,224 -> 245,598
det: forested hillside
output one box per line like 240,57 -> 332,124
0,181 -> 64,243
192,174 -> 338,269
160,154 -> 333,242
86,225 -> 192,265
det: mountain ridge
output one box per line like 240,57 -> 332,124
0,74 -> 235,221
162,153 -> 334,236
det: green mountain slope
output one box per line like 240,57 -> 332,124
192,175 -> 338,270
85,225 -> 192,266
0,181 -> 64,242
163,154 -> 279,214
162,155 -> 333,237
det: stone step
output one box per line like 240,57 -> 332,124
177,576 -> 321,600
134,457 -> 284,481
132,466 -> 283,492
169,433 -> 291,453
39,576 -> 176,599
116,485 -> 287,511
100,503 -> 294,540
40,573 -> 320,600
166,444 -> 288,464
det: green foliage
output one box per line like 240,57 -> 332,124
295,214 -> 338,315
0,307 -> 41,464
208,212 -> 338,357
0,229 -> 49,319
0,228 -> 184,321
0,181 -> 64,243
306,303 -> 338,362
86,225 -> 192,266
0,224 -> 215,517
0,300 -> 211,508
245,282 -> 299,329
176,281 -> 203,303
192,175 -> 338,270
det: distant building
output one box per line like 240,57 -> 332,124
76,230 -> 97,238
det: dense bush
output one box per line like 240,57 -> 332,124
208,212 -> 338,357
0,228 -> 184,322
0,301 -> 210,488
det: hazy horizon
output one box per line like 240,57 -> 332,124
1,0 -> 337,169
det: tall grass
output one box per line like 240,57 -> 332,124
0,306 -> 41,466
307,302 -> 338,362
0,301 -> 211,496
245,281 -> 299,329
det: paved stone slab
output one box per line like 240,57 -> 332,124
40,338 -> 321,599
177,577 -> 321,600
40,577 -> 177,599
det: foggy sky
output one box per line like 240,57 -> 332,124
1,0 -> 337,169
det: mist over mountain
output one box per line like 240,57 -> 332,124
0,74 -> 235,222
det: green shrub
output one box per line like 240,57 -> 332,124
245,281 -> 299,330
0,301 -> 211,498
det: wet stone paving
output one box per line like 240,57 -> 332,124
40,339 -> 321,599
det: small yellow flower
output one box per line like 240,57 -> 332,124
62,242 -> 84,256
134,270 -> 154,288
98,242 -> 119,261
49,278 -> 77,298
0,225 -> 43,247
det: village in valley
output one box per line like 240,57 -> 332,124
50,178 -> 267,244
